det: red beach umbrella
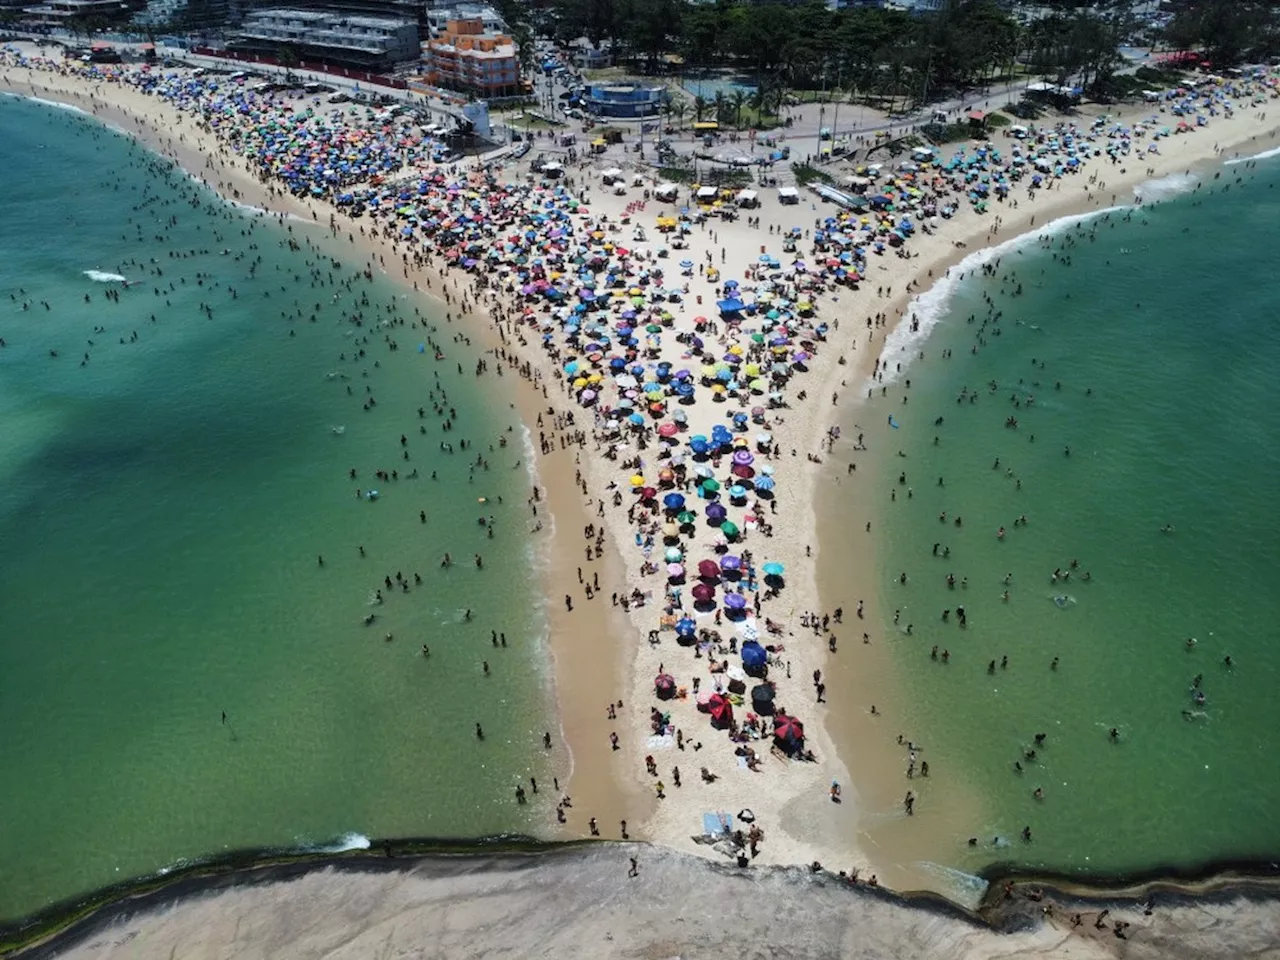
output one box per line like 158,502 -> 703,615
697,559 -> 720,578
773,714 -> 804,744
707,693 -> 733,727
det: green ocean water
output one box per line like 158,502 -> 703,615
0,97 -> 549,922
864,162 -> 1280,883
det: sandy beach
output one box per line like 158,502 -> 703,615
20,844 -> 1280,960
3,42 -> 1280,915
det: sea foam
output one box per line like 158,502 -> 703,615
313,832 -> 372,853
1133,172 -> 1200,203
27,95 -> 88,117
84,269 -> 126,283
873,206 -> 1129,387
1224,145 -> 1280,166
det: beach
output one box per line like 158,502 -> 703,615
2,41 -> 1280,929
21,844 -> 1280,960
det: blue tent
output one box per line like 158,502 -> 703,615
716,297 -> 746,314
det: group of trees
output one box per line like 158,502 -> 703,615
1165,0 -> 1280,67
537,0 -> 1280,111
548,0 -> 1022,101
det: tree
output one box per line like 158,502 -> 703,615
672,100 -> 687,131
1166,0 -> 1280,67
693,94 -> 707,122
730,88 -> 748,129
712,90 -> 728,124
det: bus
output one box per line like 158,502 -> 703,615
693,121 -> 719,133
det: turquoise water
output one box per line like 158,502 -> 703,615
866,163 -> 1280,878
0,97 -> 549,921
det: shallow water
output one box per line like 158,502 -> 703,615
0,98 -> 550,920
856,162 -> 1280,878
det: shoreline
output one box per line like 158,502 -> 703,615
805,112 -> 1280,893
5,839 -> 1280,958
0,58 -> 643,846
2,47 -> 1280,915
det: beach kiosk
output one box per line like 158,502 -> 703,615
777,186 -> 799,205
695,185 -> 718,205
654,182 -> 679,202
542,161 -> 564,178
601,167 -> 624,185
735,189 -> 759,209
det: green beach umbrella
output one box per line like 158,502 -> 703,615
677,510 -> 697,524
721,521 -> 739,539
702,478 -> 721,493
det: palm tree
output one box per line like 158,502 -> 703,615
713,90 -> 727,125
730,88 -> 748,130
673,101 -> 688,132
693,95 -> 708,122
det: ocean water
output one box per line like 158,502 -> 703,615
0,97 -> 549,921
860,161 -> 1280,879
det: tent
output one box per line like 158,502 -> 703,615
736,189 -> 759,207
777,186 -> 799,204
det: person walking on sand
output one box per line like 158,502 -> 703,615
628,857 -> 638,878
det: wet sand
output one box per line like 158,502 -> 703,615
15,845 -> 1280,960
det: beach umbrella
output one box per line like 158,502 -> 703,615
676,616 -> 697,636
664,547 -> 683,562
751,683 -> 775,714
655,673 -> 676,700
666,562 -> 685,579
663,492 -> 686,511
706,502 -> 728,521
741,640 -> 767,669
662,520 -> 679,538
691,582 -> 715,603
707,693 -> 733,727
677,510 -> 697,525
733,450 -> 754,466
773,713 -> 804,744
729,484 -> 748,500
721,555 -> 742,572
761,562 -> 785,577
702,478 -> 722,494
721,520 -> 740,540
698,559 -> 721,578
724,592 -> 747,611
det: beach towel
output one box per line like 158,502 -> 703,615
701,812 -> 732,836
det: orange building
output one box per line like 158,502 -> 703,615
424,16 -> 521,98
